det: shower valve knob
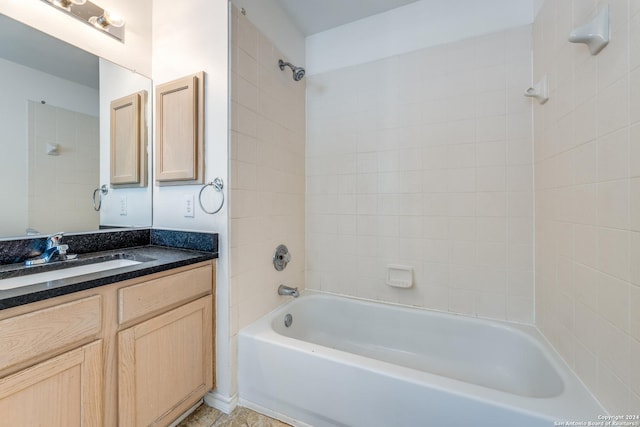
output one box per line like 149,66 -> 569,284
273,244 -> 291,271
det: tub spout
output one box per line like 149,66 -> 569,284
278,284 -> 299,298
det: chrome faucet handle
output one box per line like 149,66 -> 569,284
46,232 -> 64,249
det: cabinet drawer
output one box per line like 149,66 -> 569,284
118,265 -> 212,325
0,295 -> 101,371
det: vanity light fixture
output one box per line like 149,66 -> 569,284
41,0 -> 125,42
50,0 -> 86,11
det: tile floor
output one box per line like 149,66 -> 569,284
177,404 -> 291,427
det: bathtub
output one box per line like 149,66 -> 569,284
238,293 -> 605,427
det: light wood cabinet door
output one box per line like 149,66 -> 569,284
0,340 -> 103,427
155,72 -> 204,185
118,296 -> 213,427
110,91 -> 148,187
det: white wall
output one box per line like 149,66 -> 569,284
151,0 -> 231,407
98,58 -> 152,227
230,0 -> 305,66
306,0 -> 535,75
0,0 -> 152,76
0,57 -> 98,237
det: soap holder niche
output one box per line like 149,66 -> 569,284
386,265 -> 413,288
524,76 -> 549,104
568,5 -> 610,55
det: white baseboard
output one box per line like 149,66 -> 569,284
203,390 -> 238,414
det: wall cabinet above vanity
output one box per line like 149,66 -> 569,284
155,72 -> 205,185
110,90 -> 148,188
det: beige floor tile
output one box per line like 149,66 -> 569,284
178,405 -> 291,427
177,405 -> 224,427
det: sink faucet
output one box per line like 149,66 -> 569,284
278,284 -> 299,298
25,232 -> 77,266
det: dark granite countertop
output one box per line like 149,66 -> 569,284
0,229 -> 219,310
0,245 -> 216,310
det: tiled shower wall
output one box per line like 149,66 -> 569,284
306,25 -> 534,323
229,6 -> 306,390
534,0 -> 640,413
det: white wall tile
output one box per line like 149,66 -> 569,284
598,77 -> 630,137
447,168 -> 476,192
598,180 -> 630,229
230,9 -> 306,334
629,284 -> 640,342
534,0 -> 638,411
477,167 -> 506,191
598,228 -> 630,281
307,26 -> 532,324
630,232 -> 640,287
477,217 -> 507,242
600,272 -> 630,335
598,128 -> 629,181
477,141 -> 507,166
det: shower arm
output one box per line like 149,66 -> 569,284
278,59 -> 294,71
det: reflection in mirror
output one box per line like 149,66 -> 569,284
0,14 -> 152,239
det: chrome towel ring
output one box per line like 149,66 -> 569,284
198,177 -> 224,214
92,185 -> 108,211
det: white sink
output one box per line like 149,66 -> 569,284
0,259 -> 141,291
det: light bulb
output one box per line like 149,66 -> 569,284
103,10 -> 124,27
89,10 -> 124,29
51,0 -> 85,8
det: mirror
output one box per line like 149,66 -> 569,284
0,14 -> 152,239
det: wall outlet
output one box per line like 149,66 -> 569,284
183,194 -> 195,218
119,196 -> 127,216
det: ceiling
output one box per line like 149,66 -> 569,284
276,0 -> 422,35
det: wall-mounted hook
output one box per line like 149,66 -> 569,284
524,75 -> 549,104
568,5 -> 610,55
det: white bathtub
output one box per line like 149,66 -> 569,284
238,293 -> 605,427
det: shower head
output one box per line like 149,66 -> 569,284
279,59 -> 305,81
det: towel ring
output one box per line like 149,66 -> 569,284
92,185 -> 108,211
198,177 -> 224,214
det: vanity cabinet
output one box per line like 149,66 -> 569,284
117,265 -> 213,427
118,297 -> 213,426
0,260 -> 215,427
0,294 -> 103,427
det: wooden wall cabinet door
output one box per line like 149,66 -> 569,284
155,72 -> 205,185
0,340 -> 103,427
118,296 -> 213,427
110,91 -> 148,187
